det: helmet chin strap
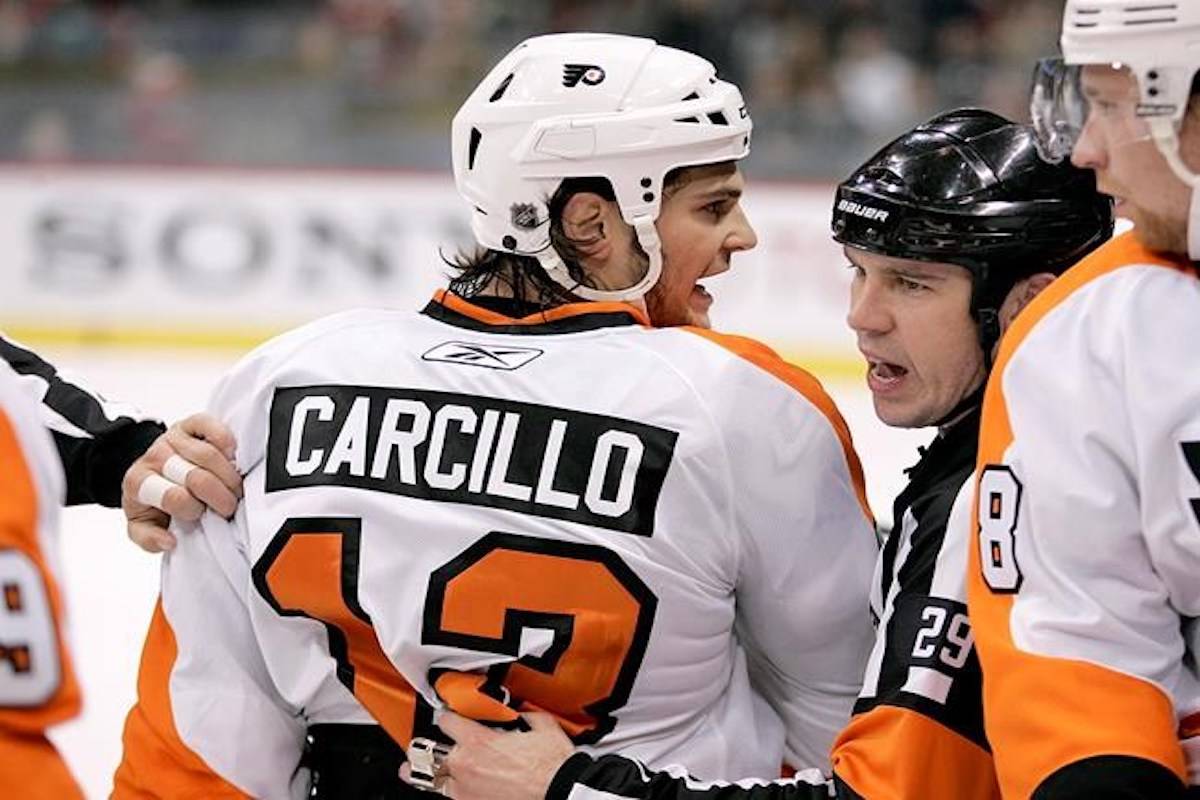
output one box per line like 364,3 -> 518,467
537,216 -> 664,303
1190,185 -> 1200,262
975,307 -> 1001,372
1146,118 -> 1200,260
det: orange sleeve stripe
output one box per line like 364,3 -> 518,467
113,600 -> 252,799
968,231 -> 1191,797
0,730 -> 83,799
0,408 -> 80,734
832,704 -> 999,800
684,327 -> 873,523
972,630 -> 1184,797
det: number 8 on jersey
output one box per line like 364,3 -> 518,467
977,466 -> 1023,593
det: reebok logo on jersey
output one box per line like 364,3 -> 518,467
266,385 -> 678,536
562,64 -> 605,88
423,342 -> 544,371
837,199 -> 890,223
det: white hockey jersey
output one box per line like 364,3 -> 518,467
968,232 -> 1200,797
0,362 -> 81,798
115,291 -> 877,799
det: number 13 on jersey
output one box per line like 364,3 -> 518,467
253,518 -> 658,746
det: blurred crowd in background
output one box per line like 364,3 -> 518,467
0,0 -> 1061,179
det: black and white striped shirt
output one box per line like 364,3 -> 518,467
0,335 -> 164,507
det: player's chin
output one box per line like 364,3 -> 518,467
687,290 -> 714,328
871,395 -> 930,430
1129,210 -> 1187,253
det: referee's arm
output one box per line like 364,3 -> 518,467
0,334 -> 165,507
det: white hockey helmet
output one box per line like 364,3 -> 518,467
451,33 -> 751,302
1031,1 -> 1200,186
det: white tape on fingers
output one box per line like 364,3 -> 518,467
162,454 -> 197,486
136,474 -> 177,512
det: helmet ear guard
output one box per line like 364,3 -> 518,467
452,33 -> 752,303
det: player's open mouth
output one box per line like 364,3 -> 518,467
867,360 -> 908,392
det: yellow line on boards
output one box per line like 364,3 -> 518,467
1,324 -> 285,352
782,355 -> 865,383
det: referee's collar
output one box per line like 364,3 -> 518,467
421,289 -> 650,335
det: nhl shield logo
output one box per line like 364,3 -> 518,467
510,202 -> 541,230
563,64 -> 605,88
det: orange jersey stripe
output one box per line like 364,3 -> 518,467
113,600 -> 252,799
0,406 -> 80,737
968,232 -> 1192,797
832,704 -> 999,800
991,232 -> 1192,371
683,327 -> 873,524
433,289 -> 652,327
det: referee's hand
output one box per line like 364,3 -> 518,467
122,412 -> 242,552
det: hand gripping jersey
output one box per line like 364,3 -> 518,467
541,408 -> 1000,800
0,362 -> 82,799
114,291 -> 877,799
0,334 -> 165,507
968,231 -> 1200,798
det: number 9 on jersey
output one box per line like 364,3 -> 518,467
0,549 -> 60,706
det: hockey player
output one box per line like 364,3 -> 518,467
967,3 -> 1200,797
408,109 -> 1114,800
0,361 -> 84,798
112,33 -> 878,798
0,334 -> 241,551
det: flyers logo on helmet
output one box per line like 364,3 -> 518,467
562,64 -> 605,88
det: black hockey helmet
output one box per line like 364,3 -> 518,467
831,108 -> 1113,357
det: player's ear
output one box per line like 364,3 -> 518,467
998,272 -> 1055,332
560,192 -> 615,258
